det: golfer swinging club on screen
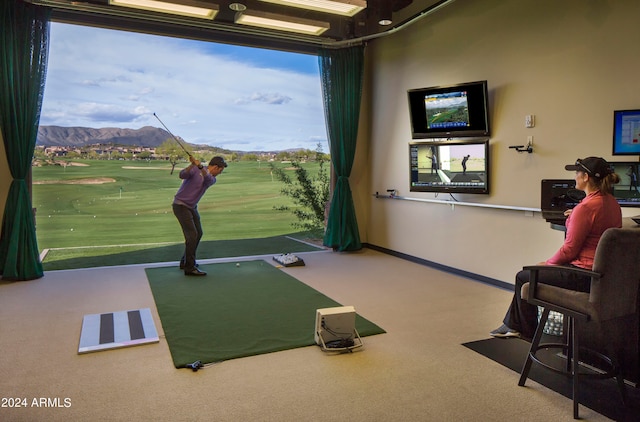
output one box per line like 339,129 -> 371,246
172,155 -> 227,276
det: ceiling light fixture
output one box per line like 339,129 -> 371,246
378,1 -> 392,26
109,0 -> 219,19
235,10 -> 330,35
257,0 -> 366,17
229,3 -> 247,12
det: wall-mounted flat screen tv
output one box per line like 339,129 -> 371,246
409,138 -> 490,194
612,109 -> 640,155
407,80 -> 490,139
610,161 -> 640,207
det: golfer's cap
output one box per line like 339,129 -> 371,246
209,156 -> 228,168
565,157 -> 611,179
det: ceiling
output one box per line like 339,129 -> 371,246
25,0 -> 455,53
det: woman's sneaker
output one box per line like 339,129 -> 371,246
490,324 -> 520,338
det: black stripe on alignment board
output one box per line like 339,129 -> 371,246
99,313 -> 115,344
127,310 -> 145,340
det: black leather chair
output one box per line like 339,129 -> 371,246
518,227 -> 640,419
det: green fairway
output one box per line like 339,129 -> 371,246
32,159 -> 324,260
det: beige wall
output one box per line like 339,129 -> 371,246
357,0 -> 640,283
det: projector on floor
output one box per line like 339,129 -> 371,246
314,306 -> 363,352
273,253 -> 305,267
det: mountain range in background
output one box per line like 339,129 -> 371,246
36,125 -> 306,154
37,125 -> 180,148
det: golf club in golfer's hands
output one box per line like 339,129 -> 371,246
153,112 -> 193,159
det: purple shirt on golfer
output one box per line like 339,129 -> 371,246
173,165 -> 216,209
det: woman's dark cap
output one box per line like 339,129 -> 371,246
565,157 -> 612,179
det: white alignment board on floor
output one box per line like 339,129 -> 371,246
78,308 -> 159,354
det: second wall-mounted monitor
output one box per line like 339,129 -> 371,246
407,80 -> 490,139
409,138 -> 490,195
541,163 -> 640,212
610,161 -> 640,207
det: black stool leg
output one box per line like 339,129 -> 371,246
566,317 -> 573,373
608,349 -> 628,406
570,316 -> 579,419
519,308 -> 550,386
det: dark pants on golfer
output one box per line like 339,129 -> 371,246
503,267 -> 591,340
173,203 -> 203,272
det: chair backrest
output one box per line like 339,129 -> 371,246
590,227 -> 640,321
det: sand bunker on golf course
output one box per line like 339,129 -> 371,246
122,166 -> 173,170
33,177 -> 116,185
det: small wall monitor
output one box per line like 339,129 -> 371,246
612,109 -> 640,155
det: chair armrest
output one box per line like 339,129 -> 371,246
520,265 -> 602,321
522,265 -> 601,318
522,264 -> 600,280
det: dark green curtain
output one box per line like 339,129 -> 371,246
318,46 -> 364,251
0,1 -> 50,281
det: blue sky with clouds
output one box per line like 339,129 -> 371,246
40,23 -> 328,152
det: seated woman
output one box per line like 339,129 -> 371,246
491,157 -> 622,340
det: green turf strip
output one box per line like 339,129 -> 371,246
146,260 -> 385,367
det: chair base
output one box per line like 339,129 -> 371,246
519,309 -> 627,419
527,342 -> 617,380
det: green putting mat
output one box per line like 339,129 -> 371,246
146,260 -> 385,367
